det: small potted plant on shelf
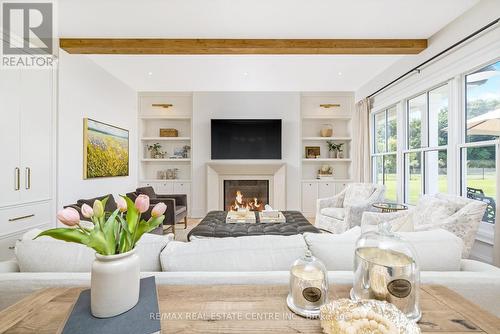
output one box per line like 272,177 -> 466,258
326,141 -> 345,159
147,143 -> 163,159
36,195 -> 166,318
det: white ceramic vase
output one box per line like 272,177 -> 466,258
91,248 -> 140,318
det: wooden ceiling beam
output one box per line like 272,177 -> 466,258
59,38 -> 427,55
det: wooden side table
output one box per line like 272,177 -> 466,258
0,284 -> 498,333
372,202 -> 408,213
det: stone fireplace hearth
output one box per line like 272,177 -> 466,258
206,162 -> 286,212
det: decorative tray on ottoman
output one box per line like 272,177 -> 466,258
259,211 -> 286,223
226,211 -> 256,224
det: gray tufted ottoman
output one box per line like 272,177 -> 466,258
187,211 -> 320,241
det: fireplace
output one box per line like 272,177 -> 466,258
224,180 -> 269,211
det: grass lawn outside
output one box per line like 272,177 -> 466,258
377,172 -> 496,205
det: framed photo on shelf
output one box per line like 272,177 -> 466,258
305,146 -> 321,159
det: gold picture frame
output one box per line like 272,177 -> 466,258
305,146 -> 321,159
83,118 -> 129,179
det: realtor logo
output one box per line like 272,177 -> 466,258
1,2 -> 54,68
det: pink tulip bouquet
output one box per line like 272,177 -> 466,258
36,195 -> 166,255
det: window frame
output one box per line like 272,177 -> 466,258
403,82 -> 450,204
371,105 -> 398,202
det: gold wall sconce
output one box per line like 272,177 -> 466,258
152,103 -> 174,108
319,104 -> 340,108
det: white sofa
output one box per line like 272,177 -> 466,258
1,228 -> 499,316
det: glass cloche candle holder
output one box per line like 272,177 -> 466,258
351,222 -> 421,321
287,250 -> 328,318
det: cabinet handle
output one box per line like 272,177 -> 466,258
8,246 -> 15,250
14,167 -> 20,191
8,214 -> 35,222
25,167 -> 31,190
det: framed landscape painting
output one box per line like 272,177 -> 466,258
83,118 -> 129,179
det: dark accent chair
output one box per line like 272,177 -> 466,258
131,187 -> 188,236
64,194 -> 118,222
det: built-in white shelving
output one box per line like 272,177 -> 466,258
302,158 -> 352,162
141,158 -> 191,162
138,92 -> 193,216
299,92 -> 355,217
141,137 -> 191,141
302,137 -> 352,141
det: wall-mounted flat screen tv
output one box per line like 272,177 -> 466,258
211,119 -> 282,159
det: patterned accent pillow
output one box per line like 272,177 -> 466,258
412,195 -> 458,229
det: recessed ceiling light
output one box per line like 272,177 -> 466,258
147,72 -> 153,76
338,72 -> 343,76
243,72 -> 249,76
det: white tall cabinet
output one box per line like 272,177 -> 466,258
0,68 -> 55,260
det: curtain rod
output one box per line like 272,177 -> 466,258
367,17 -> 500,99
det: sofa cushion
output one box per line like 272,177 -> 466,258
398,229 -> 463,271
304,227 -> 361,270
320,207 -> 345,220
304,227 -> 462,271
15,229 -> 172,272
343,184 -> 375,207
160,234 -> 307,272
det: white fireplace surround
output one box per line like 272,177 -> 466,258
206,162 -> 286,211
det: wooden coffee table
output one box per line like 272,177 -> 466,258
0,284 -> 498,333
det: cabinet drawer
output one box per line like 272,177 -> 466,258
0,201 -> 52,236
318,182 -> 335,198
155,182 -> 174,195
0,232 -> 21,261
0,222 -> 52,261
173,182 -> 191,194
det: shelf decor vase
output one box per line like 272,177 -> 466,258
320,124 -> 333,137
91,248 -> 140,318
328,150 -> 337,159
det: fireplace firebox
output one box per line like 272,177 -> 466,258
223,180 -> 269,211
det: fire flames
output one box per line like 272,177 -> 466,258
228,190 -> 264,212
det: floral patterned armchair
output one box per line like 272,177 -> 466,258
315,183 -> 385,234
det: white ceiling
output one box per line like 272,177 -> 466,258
59,0 -> 480,92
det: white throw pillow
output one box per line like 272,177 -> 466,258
15,229 -> 172,272
398,229 -> 463,271
160,234 -> 307,272
320,208 -> 345,220
304,227 -> 462,272
303,227 -> 361,270
412,195 -> 458,229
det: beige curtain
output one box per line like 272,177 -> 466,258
352,98 -> 371,183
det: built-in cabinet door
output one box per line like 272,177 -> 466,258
318,182 -> 335,199
301,182 -> 318,215
0,70 -> 21,207
335,182 -> 349,195
156,182 -> 174,195
19,69 -> 53,203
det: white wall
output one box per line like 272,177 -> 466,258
191,92 -> 301,217
57,51 -> 138,209
356,0 -> 500,102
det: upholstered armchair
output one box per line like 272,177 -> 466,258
361,193 -> 487,258
315,183 -> 385,234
